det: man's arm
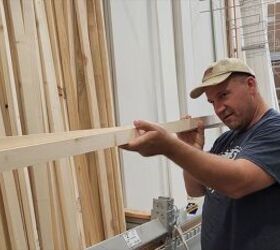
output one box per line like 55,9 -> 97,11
177,117 -> 206,197
183,170 -> 206,197
169,138 -> 275,198
122,120 -> 275,199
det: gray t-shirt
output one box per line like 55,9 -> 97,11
201,109 -> 280,250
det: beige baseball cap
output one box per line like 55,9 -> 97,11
190,58 -> 255,99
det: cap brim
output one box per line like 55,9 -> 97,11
190,72 -> 232,99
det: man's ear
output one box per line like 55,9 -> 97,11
246,76 -> 257,93
247,76 -> 256,86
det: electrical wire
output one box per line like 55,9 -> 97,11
174,225 -> 190,250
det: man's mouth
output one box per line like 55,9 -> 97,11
223,113 -> 233,121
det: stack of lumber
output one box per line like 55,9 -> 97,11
0,0 -> 125,249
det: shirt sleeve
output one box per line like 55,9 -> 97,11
237,125 -> 280,184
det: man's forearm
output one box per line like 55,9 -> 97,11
166,137 -> 249,198
183,170 -> 206,197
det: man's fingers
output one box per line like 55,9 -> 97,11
119,120 -> 160,152
119,143 -> 129,150
197,120 -> 205,132
119,142 -> 140,152
120,131 -> 156,151
130,131 -> 156,147
133,120 -> 160,132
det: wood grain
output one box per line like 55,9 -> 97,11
0,116 -> 220,172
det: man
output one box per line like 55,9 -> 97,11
121,58 -> 280,250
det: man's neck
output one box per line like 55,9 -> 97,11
247,99 -> 269,130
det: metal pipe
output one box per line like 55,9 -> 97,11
210,0 -> 217,61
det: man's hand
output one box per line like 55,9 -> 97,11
120,120 -> 176,157
177,115 -> 205,150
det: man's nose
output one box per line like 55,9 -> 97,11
214,102 -> 226,116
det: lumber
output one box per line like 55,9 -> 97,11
88,0 -> 122,235
0,115 -> 221,172
0,0 -> 128,248
0,93 -> 28,250
75,0 -> 115,238
125,209 -> 151,220
40,1 -> 85,249
7,0 -> 56,249
49,0 -> 102,247
35,1 -> 86,246
93,0 -> 126,233
90,0 -> 125,234
66,0 -> 104,244
53,0 -> 105,246
0,1 -> 39,249
0,71 -> 10,250
0,187 -> 10,250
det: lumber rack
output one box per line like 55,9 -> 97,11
86,197 -> 201,250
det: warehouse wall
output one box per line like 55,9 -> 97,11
107,0 -> 228,211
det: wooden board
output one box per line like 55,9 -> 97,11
0,108 -> 28,250
74,0 -> 115,238
36,1 -> 85,249
125,209 -> 151,220
0,1 -> 39,249
90,0 -> 125,234
0,116 -> 221,172
7,0 -> 55,248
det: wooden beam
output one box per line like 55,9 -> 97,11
0,109 -> 27,250
0,1 -> 39,249
0,116 -> 221,172
36,1 -> 85,249
64,0 -> 105,245
90,0 -> 125,234
125,209 -> 151,221
7,0 -> 57,249
0,183 -> 11,250
74,0 -> 115,238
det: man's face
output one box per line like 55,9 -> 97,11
205,75 -> 256,130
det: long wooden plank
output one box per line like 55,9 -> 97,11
43,3 -> 76,249
0,63 -> 10,250
65,0 -> 105,245
0,109 -> 22,250
0,183 -> 10,250
33,4 -> 65,235
88,0 -> 121,235
0,89 -> 28,250
74,0 -> 115,238
0,2 -> 39,249
36,1 -> 84,249
1,4 -> 40,247
7,0 -> 56,249
34,0 -> 78,218
0,116 -> 220,172
93,0 -> 126,233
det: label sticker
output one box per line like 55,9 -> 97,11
122,229 -> 141,248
